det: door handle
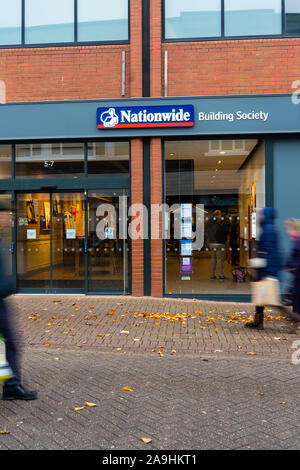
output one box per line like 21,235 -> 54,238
84,240 -> 88,254
11,242 -> 15,254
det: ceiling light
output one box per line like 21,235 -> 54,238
220,151 -> 226,154
218,160 -> 222,164
169,153 -> 175,156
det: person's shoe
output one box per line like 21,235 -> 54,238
219,276 -> 226,280
244,312 -> 264,330
2,385 -> 37,401
210,276 -> 216,280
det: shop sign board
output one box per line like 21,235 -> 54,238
97,105 -> 194,129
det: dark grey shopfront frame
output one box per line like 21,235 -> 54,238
1,139 -> 131,295
0,94 -> 298,300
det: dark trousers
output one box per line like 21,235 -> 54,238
292,278 -> 300,314
0,300 -> 21,387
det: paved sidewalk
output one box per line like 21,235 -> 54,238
0,295 -> 299,451
6,294 -> 300,358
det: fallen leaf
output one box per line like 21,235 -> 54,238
280,401 -> 287,404
74,407 -> 84,412
123,387 -> 133,392
44,342 -> 51,346
246,352 -> 256,355
0,429 -> 9,434
141,438 -> 152,444
85,401 -> 97,407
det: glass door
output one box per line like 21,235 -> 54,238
16,190 -> 130,293
52,192 -> 85,289
87,189 -> 129,293
16,192 -> 51,289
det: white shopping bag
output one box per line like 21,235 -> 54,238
251,278 -> 282,306
0,335 -> 13,383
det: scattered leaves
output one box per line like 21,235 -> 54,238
122,387 -> 133,392
141,438 -> 152,444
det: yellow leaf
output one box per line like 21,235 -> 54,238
85,401 -> 97,407
280,401 -> 287,404
74,407 -> 84,412
273,337 -> 281,340
44,342 -> 51,346
123,387 -> 133,392
141,438 -> 152,444
247,352 -> 256,355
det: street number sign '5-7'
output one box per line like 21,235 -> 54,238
97,105 -> 195,129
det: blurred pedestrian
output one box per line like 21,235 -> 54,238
0,203 -> 37,400
285,218 -> 300,323
245,207 -> 282,329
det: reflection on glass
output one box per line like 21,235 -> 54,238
15,143 -> 84,179
25,0 -> 74,44
88,142 -> 130,178
88,189 -> 129,292
165,0 -> 221,39
0,145 -> 12,179
164,139 -> 266,295
52,193 -> 85,289
224,0 -> 282,36
17,193 -> 50,289
285,0 -> 300,34
78,0 -> 129,42
0,0 -> 21,45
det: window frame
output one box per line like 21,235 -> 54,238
0,0 -> 130,49
162,0 -> 300,42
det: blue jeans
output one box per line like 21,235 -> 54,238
0,300 -> 21,387
292,278 -> 300,315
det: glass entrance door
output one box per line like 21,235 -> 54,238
16,190 -> 129,293
87,189 -> 129,293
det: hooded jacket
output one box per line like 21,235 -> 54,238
257,207 -> 282,280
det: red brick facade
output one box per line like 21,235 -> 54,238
1,0 -> 299,296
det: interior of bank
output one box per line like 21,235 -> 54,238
164,138 -> 265,295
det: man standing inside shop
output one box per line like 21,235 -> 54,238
0,202 -> 37,400
206,209 -> 229,280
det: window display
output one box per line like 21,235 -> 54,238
164,139 -> 266,295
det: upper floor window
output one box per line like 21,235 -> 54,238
78,0 -> 129,42
164,0 -> 300,40
165,0 -> 221,39
0,0 -> 22,45
224,0 -> 282,37
0,0 -> 129,46
285,0 -> 300,34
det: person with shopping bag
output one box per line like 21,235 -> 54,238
246,207 -> 282,330
285,218 -> 300,323
0,203 -> 37,400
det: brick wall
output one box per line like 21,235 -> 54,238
162,38 -> 300,97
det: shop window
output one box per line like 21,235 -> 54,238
0,145 -> 12,179
164,139 -> 266,295
88,142 -> 130,178
285,0 -> 300,34
25,0 -> 74,44
0,193 -> 12,277
164,0 -> 221,39
224,0 -> 282,36
15,143 -> 84,179
78,0 -> 129,42
0,0 -> 22,45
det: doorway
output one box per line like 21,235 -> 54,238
16,190 -> 129,293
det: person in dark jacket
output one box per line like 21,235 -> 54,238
285,218 -> 300,322
245,207 -> 282,329
0,204 -> 37,400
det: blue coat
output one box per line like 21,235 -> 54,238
256,207 -> 282,280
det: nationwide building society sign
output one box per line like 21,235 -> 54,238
96,104 -> 270,131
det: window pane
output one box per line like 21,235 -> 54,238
25,0 -> 74,44
286,0 -> 300,34
225,0 -> 282,36
165,0 -> 221,39
0,145 -> 12,179
78,0 -> 129,42
15,143 -> 84,178
164,139 -> 265,295
0,0 -> 21,45
88,142 -> 129,178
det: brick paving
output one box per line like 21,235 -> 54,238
0,295 -> 299,450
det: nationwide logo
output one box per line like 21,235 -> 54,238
97,105 -> 194,129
